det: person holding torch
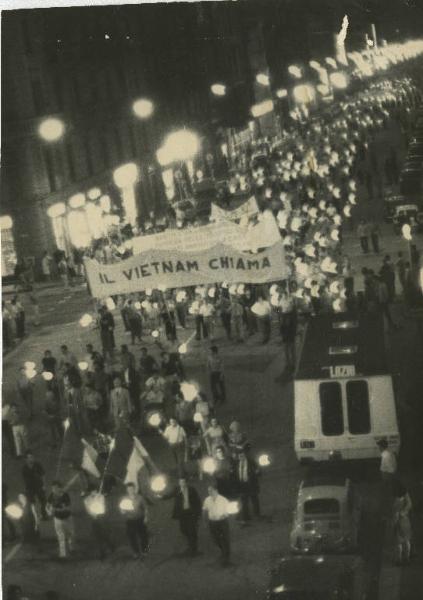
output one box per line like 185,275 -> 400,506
120,483 -> 150,559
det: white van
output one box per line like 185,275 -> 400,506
294,314 -> 400,464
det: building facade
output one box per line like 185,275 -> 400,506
1,4 -> 260,276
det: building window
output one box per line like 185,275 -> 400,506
65,142 -> 76,182
31,79 -> 45,114
42,147 -> 57,192
0,216 -> 17,276
319,381 -> 343,436
346,380 -> 371,435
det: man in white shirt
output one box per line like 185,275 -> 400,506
199,300 -> 215,339
161,418 -> 187,467
203,484 -> 231,565
377,439 -> 397,481
251,297 -> 272,343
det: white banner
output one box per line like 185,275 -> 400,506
210,196 -> 259,223
85,241 -> 287,298
132,212 -> 280,255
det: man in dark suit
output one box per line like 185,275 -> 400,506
172,478 -> 202,555
235,445 -> 261,525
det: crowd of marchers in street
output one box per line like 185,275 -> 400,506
3,65 -> 423,600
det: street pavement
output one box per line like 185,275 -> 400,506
3,122 -> 423,599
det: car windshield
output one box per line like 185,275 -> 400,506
304,499 -> 340,515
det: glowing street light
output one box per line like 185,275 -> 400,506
78,361 -> 89,371
157,129 -> 200,166
211,83 -> 226,96
256,72 -> 270,86
38,117 -> 65,142
178,343 -> 188,355
132,98 -> 154,119
113,163 -> 139,227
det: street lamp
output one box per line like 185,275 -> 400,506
132,98 -> 154,119
113,163 -> 139,227
211,83 -> 226,96
156,129 -> 200,167
38,117 -> 65,142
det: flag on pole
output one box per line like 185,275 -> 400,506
124,437 -> 149,490
107,426 -> 151,492
61,422 -> 101,478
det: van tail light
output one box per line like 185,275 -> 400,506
300,440 -> 315,449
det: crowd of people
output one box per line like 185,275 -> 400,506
4,67 -> 423,597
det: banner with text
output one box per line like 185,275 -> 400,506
210,196 -> 259,222
85,241 -> 287,298
132,212 -> 280,255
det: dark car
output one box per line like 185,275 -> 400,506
266,555 -> 367,600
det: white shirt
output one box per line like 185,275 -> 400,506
163,424 -> 186,445
203,494 -> 230,521
380,449 -> 397,474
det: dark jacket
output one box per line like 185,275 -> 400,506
172,486 -> 202,520
235,456 -> 261,493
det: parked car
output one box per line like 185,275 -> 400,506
266,555 -> 367,599
290,476 -> 361,554
392,203 -> 423,234
383,194 -> 406,222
